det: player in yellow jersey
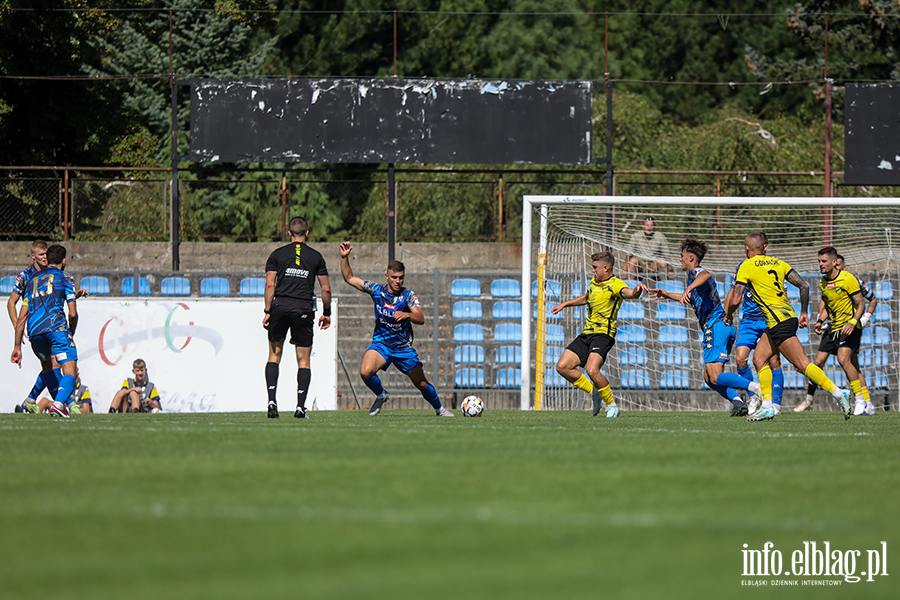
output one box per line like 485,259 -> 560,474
724,233 -> 852,420
551,251 -> 648,418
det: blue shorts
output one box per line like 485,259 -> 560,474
701,319 -> 735,364
735,317 -> 767,350
367,342 -> 422,374
30,331 -> 78,364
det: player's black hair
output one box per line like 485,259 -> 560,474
745,232 -> 769,251
681,238 -> 707,263
591,251 -> 614,267
387,260 -> 405,274
46,244 -> 66,265
818,246 -> 838,260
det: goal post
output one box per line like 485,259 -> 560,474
521,195 -> 900,412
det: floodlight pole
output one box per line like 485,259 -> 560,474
388,163 -> 396,261
170,79 -> 180,271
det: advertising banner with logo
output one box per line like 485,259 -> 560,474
0,298 -> 337,413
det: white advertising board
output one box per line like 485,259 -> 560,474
0,298 -> 337,413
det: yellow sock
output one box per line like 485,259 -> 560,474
758,365 -> 773,402
598,385 -> 614,405
805,364 -> 838,395
850,379 -> 862,399
572,374 -> 593,394
861,386 -> 871,403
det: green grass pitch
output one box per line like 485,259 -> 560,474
1,408 -> 897,599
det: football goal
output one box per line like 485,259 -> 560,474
520,195 -> 900,412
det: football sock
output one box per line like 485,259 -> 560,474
296,368 -> 311,409
758,365 -> 773,402
265,362 -> 279,404
420,383 -> 442,410
40,369 -> 60,400
598,384 -> 614,405
55,374 -> 76,406
850,379 -> 862,401
716,372 -> 754,391
708,380 -> 739,405
362,374 -> 385,398
108,406 -> 117,413
806,380 -> 819,397
771,368 -> 784,405
804,364 -> 840,396
737,364 -> 753,381
572,373 -> 594,394
861,385 -> 871,403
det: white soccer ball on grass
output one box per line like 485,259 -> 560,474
461,395 -> 484,417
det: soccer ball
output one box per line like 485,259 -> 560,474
461,395 -> 484,417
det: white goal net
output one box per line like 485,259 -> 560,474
521,196 -> 900,412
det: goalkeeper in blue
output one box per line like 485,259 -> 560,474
650,239 -> 761,416
10,244 -> 80,418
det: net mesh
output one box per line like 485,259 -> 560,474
536,201 -> 900,412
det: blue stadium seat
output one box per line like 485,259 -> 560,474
491,278 -> 521,298
826,369 -> 848,388
531,279 -> 562,299
80,275 -> 111,296
622,279 -> 640,290
870,371 -> 889,388
572,280 -> 585,297
619,302 -> 645,320
621,369 -> 651,389
796,327 -> 810,345
619,347 -> 648,366
453,323 -> 484,343
451,278 -> 481,298
121,277 -> 151,296
544,324 -> 565,344
495,345 -> 522,365
201,277 -> 230,296
544,369 -> 568,387
495,323 -> 522,343
659,347 -> 690,366
239,277 -> 266,296
715,281 -> 727,300
655,302 -> 686,321
874,304 -> 890,322
787,283 -> 801,301
452,300 -> 483,319
825,354 -> 839,368
492,301 -> 522,320
659,325 -> 688,344
0,275 -> 15,295
454,345 -> 484,364
533,302 -> 563,321
860,348 -> 889,368
495,368 -> 522,388
455,368 -> 485,388
160,276 -> 190,297
862,326 -> 890,345
660,369 -> 690,389
872,281 -> 894,300
657,280 -> 684,295
791,302 -> 809,320
543,345 -> 563,365
783,369 -> 807,389
618,324 -> 647,344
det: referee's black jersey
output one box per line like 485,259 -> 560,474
265,242 -> 328,302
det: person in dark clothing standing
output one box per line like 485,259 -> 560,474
263,217 -> 332,419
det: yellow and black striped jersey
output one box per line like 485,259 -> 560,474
820,270 -> 861,330
735,256 -> 797,328
582,276 -> 629,336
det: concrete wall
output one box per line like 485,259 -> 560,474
0,241 -> 525,274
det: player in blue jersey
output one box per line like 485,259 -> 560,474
339,241 -> 454,417
6,240 -> 48,330
15,368 -> 92,414
726,260 -> 785,415
650,239 -> 761,416
10,245 -> 80,418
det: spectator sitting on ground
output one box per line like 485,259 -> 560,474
624,216 -> 672,279
109,358 -> 162,413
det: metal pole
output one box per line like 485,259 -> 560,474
520,198 -> 533,410
171,81 -> 181,271
432,268 -> 440,386
63,169 -> 70,241
388,163 -> 396,261
337,349 -> 362,409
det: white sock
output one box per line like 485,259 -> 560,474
831,388 -> 844,399
748,381 -> 760,394
762,400 -> 773,409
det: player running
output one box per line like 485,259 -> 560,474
551,251 -> 648,418
10,244 -> 80,418
339,241 -> 454,417
650,239 -> 761,416
724,233 -> 852,421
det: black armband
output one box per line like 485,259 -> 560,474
264,309 -> 271,314
323,306 -> 332,317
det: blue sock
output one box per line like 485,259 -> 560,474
420,383 -> 442,410
55,374 -> 77,406
362,374 -> 385,398
716,372 -> 754,391
737,364 -> 753,381
38,369 -> 60,399
709,380 -> 742,407
771,368 -> 784,405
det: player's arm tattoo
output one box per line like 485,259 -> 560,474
785,269 -> 809,313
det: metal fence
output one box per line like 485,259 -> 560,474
6,167 -> 896,243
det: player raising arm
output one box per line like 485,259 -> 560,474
724,233 -> 852,420
340,241 -> 453,417
551,251 -> 648,418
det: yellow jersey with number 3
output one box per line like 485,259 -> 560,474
735,256 -> 797,328
582,276 -> 628,337
819,270 -> 861,330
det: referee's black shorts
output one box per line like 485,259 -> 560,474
268,297 -> 315,347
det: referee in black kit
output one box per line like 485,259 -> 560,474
263,216 -> 332,419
